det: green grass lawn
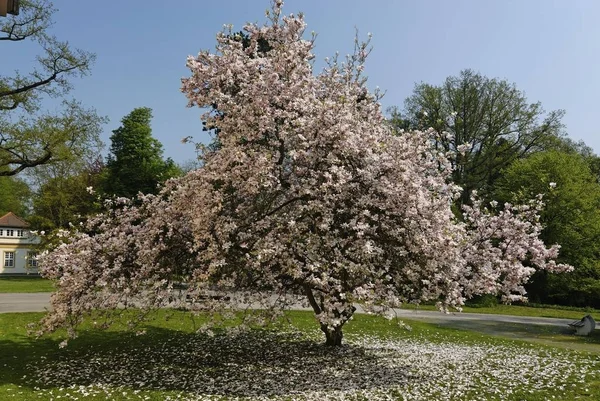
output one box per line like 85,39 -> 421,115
0,276 -> 54,293
402,302 -> 600,320
0,310 -> 599,400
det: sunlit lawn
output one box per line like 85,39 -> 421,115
402,302 -> 600,320
1,310 -> 599,400
0,276 -> 54,293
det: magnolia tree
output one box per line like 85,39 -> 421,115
37,2 -> 571,346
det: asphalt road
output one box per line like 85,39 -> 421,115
0,292 -> 585,329
0,292 -> 52,313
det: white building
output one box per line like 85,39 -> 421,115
0,212 -> 41,275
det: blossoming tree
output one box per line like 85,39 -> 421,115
37,2 -> 571,346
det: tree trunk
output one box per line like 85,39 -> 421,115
321,323 -> 344,346
303,285 -> 353,347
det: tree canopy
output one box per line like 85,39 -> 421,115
30,158 -> 104,231
495,151 -> 600,307
36,3 -> 570,346
103,107 -> 181,197
0,175 -> 30,216
393,69 -> 565,205
0,0 -> 104,176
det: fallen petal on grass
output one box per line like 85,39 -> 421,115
18,328 -> 600,401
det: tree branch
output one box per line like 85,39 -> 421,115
304,284 -> 322,315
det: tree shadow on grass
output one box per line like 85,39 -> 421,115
0,327 -> 416,398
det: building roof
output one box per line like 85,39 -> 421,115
0,212 -> 30,228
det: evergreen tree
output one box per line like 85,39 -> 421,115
103,107 -> 180,197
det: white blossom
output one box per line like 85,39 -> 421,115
36,1 -> 571,347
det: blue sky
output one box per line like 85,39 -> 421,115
7,1 -> 600,164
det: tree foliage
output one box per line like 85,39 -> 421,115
0,175 -> 30,216
0,0 -> 104,176
495,151 -> 600,307
37,3 -> 570,346
393,70 -> 565,205
30,158 -> 104,231
103,107 -> 181,197
542,135 -> 600,183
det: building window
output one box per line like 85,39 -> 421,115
6,229 -> 14,237
17,230 -> 24,237
0,229 -> 3,236
4,252 -> 14,268
27,252 -> 38,268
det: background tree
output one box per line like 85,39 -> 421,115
495,151 -> 600,307
103,107 -> 181,198
394,69 -> 565,205
0,0 -> 105,176
0,176 -> 31,216
29,157 -> 104,230
542,135 -> 600,182
37,4 -> 570,347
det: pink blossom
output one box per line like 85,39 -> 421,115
36,2 -> 571,346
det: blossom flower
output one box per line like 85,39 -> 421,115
457,143 -> 471,155
35,1 -> 571,347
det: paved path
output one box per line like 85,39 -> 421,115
0,292 -> 585,329
392,308 -> 579,328
0,292 -> 52,313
